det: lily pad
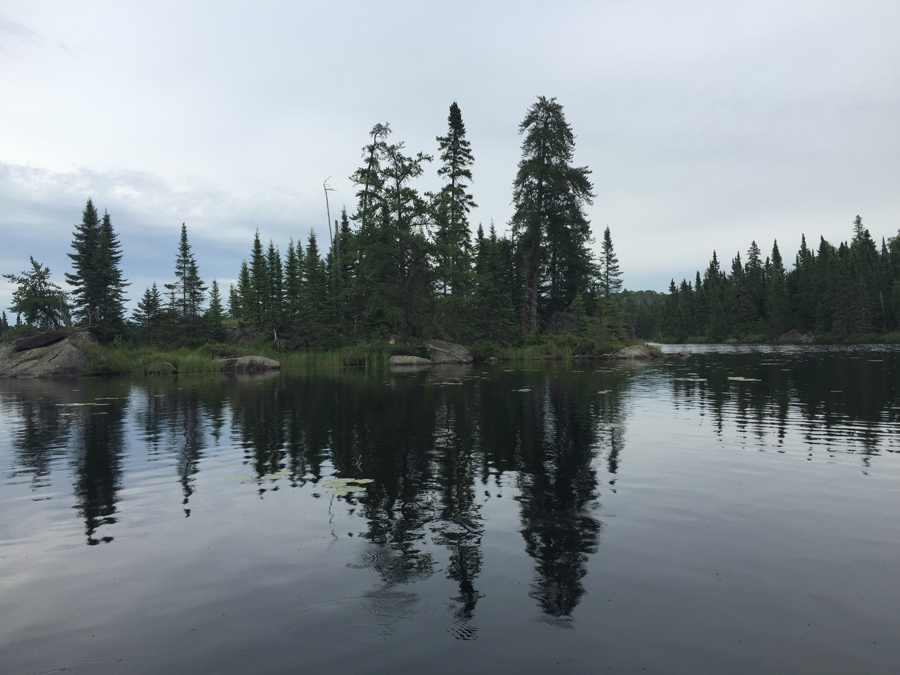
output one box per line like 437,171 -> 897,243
327,485 -> 367,494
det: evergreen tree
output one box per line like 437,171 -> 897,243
283,239 -> 303,325
204,280 -> 227,342
236,261 -> 252,322
65,200 -> 128,342
65,199 -> 101,326
266,241 -> 284,329
133,282 -> 162,345
511,96 -> 595,333
473,223 -> 519,342
599,227 -> 622,299
302,231 -> 327,332
790,234 -> 817,331
249,231 -> 268,325
767,240 -> 791,334
0,311 -> 8,335
165,223 -> 206,340
350,123 -> 392,233
434,102 -> 476,296
93,210 -> 129,342
228,283 -> 241,320
3,257 -> 70,330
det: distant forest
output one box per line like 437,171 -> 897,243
3,97 -> 898,349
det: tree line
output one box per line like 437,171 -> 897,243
4,96 -> 895,348
4,97 -> 627,349
656,216 -> 900,341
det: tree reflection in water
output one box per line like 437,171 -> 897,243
3,348 -> 896,622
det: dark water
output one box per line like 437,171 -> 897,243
1,346 -> 899,674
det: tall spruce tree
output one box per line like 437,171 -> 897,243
165,223 -> 206,339
133,282 -> 162,344
599,227 -> 622,299
283,239 -> 303,326
249,231 -> 268,325
65,200 -> 128,342
511,96 -> 594,333
434,102 -> 476,296
204,280 -> 227,342
266,241 -> 284,329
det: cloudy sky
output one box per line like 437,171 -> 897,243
2,0 -> 898,316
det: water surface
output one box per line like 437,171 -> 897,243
1,346 -> 898,674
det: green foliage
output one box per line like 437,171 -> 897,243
511,96 -> 595,334
64,201 -> 128,343
0,323 -> 39,343
165,223 -> 206,340
3,257 -> 70,330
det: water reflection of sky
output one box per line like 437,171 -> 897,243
1,349 -> 899,674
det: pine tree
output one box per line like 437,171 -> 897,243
266,241 -> 283,329
302,231 -> 327,333
767,240 -> 791,334
236,261 -> 252,322
434,102 -> 476,297
0,311 -> 8,335
228,283 -> 241,320
65,199 -> 101,326
283,239 -> 303,326
93,210 -> 129,342
249,231 -> 268,325
599,227 -> 622,299
3,257 -> 70,330
165,223 -> 206,341
511,97 -> 594,333
64,201 -> 128,342
204,280 -> 227,342
133,282 -> 162,344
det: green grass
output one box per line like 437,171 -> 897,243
70,334 -> 649,377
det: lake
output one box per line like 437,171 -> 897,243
1,345 -> 899,674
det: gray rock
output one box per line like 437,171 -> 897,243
484,356 -> 500,363
425,340 -> 473,364
145,361 -> 177,375
389,355 -> 433,366
606,345 -> 660,360
13,331 -> 69,352
215,355 -> 281,373
0,332 -> 94,378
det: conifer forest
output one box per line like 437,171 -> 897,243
3,97 -> 898,351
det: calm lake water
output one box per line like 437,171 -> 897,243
1,345 -> 899,674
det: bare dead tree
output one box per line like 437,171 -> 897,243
323,177 -> 335,248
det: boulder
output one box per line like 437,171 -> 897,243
145,361 -> 177,375
215,355 -> 281,373
425,340 -> 473,364
13,331 -> 69,352
0,332 -> 94,378
775,329 -> 814,345
389,355 -> 433,366
484,356 -> 500,363
606,345 -> 660,360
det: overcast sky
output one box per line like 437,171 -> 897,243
2,0 -> 899,316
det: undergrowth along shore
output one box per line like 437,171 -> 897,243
77,336 -> 640,376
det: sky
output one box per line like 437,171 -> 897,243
2,0 -> 899,316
